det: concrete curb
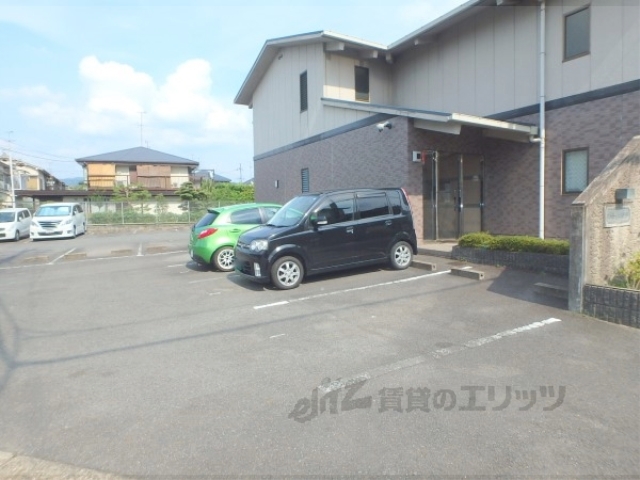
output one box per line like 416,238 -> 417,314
450,267 -> 485,280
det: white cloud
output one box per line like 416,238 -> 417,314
79,55 -> 154,118
154,59 -> 212,122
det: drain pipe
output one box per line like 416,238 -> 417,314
534,0 -> 547,239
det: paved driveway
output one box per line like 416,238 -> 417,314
0,230 -> 638,478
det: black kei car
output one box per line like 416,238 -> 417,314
234,188 -> 417,289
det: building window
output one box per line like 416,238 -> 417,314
301,168 -> 309,193
563,149 -> 589,194
355,66 -> 369,102
300,71 -> 308,112
564,6 -> 590,61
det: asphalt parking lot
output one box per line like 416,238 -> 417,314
0,229 -> 638,478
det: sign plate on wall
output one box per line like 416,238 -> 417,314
604,205 -> 631,227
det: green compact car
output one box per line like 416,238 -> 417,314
189,203 -> 282,272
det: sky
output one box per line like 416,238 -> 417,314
0,0 -> 468,183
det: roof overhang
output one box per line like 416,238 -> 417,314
321,98 -> 538,142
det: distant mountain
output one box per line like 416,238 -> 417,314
62,177 -> 84,186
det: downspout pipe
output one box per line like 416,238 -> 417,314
537,0 -> 546,239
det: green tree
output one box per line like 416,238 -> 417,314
89,194 -> 106,213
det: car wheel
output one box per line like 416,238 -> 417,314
213,246 -> 235,272
14,230 -> 20,242
271,256 -> 304,290
389,241 -> 413,270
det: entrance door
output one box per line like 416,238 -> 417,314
433,154 -> 483,239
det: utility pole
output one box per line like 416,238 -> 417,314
7,131 -> 15,208
238,164 -> 243,183
139,111 -> 146,146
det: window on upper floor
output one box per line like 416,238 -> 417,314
300,71 -> 308,112
563,148 -> 589,194
564,6 -> 590,61
355,66 -> 369,102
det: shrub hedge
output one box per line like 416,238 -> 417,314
610,252 -> 640,291
458,232 -> 570,255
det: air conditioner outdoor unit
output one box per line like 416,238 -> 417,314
412,151 -> 422,163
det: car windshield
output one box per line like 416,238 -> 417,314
0,212 -> 16,222
267,195 -> 318,227
36,206 -> 71,216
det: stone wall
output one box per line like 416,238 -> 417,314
569,135 -> 640,315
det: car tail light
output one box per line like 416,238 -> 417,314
198,228 -> 218,239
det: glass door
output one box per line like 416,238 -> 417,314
434,154 -> 483,239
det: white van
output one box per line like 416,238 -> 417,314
0,207 -> 32,241
30,202 -> 87,240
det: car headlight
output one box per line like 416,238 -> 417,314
250,239 -> 269,252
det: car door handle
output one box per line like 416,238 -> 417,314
346,227 -> 354,234
385,220 -> 392,226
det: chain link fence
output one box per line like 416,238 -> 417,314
84,199 -> 242,225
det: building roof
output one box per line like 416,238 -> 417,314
193,170 -> 232,182
235,30 -> 388,106
235,1 -> 488,107
75,146 -> 199,167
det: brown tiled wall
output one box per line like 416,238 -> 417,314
254,91 -> 640,241
504,90 -> 640,239
255,116 -> 413,207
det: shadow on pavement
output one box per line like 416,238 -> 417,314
486,267 -> 569,310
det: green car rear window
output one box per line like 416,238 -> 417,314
195,211 -> 219,228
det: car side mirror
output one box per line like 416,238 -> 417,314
311,212 -> 328,227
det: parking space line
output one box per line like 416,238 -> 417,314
253,269 -> 455,310
319,318 -> 563,394
137,243 -> 143,256
48,248 -> 76,265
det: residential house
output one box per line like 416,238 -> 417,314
192,169 -> 232,188
1,154 -> 65,208
75,146 -> 199,191
235,0 -> 639,241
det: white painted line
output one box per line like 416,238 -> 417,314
167,264 -> 184,268
0,250 -> 189,271
49,248 -> 76,265
253,270 -> 454,310
321,318 -> 563,392
270,334 -> 286,339
137,243 -> 143,256
255,300 -> 290,309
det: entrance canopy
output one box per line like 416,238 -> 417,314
321,98 -> 539,143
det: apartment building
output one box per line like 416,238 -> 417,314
235,0 -> 639,240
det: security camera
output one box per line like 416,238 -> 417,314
376,121 -> 392,132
